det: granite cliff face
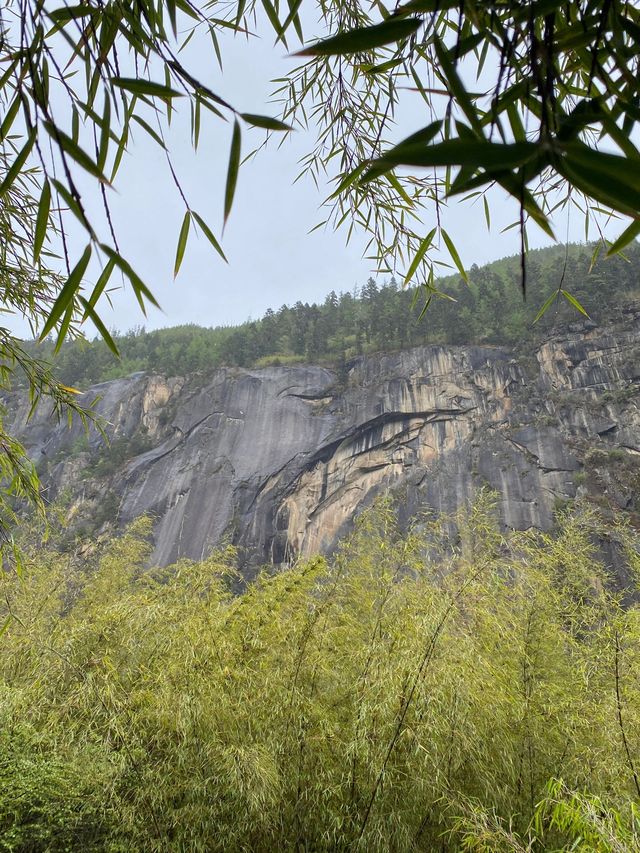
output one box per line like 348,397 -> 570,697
11,305 -> 640,571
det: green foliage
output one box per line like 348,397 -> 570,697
83,429 -> 153,479
1,498 -> 639,850
0,717 -> 111,852
32,242 -> 640,388
3,0 -> 640,566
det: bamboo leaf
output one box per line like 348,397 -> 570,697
0,96 -> 21,143
533,290 -> 559,324
82,258 -> 115,319
442,229 -> 468,284
52,179 -> 92,233
240,113 -> 293,132
112,77 -> 183,99
43,120 -> 110,183
131,115 -> 166,148
54,302 -> 75,353
433,35 -> 483,135
261,0 -> 286,44
404,227 -> 436,285
34,180 -> 51,262
192,211 -> 227,262
48,4 -> 94,23
224,120 -> 241,226
39,243 -> 92,341
174,211 -> 191,278
0,129 -> 36,197
366,139 -> 537,177
560,289 -> 590,318
100,244 -> 161,314
297,16 -> 421,56
79,296 -> 120,356
97,96 -> 111,172
606,218 -> 640,256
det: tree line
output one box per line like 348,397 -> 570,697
31,242 -> 640,391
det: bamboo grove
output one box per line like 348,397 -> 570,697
1,494 -> 639,851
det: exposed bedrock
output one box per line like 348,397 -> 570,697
10,304 -> 640,570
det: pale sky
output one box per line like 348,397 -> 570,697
18,20 -> 607,337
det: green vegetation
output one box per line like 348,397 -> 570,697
3,0 -> 640,565
2,496 -> 640,851
34,242 -> 640,389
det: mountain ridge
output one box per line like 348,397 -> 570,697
9,300 -> 640,575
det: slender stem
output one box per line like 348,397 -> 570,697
614,629 -> 640,798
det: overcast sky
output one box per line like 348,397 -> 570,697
20,22 -> 605,338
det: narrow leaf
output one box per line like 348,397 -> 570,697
100,244 -> 160,314
224,120 -> 241,226
192,211 -> 227,262
79,296 -> 119,356
174,211 -> 191,278
607,218 -> 640,256
97,96 -> 111,172
0,96 -> 21,142
34,180 -> 51,262
82,258 -> 115,319
240,113 -> 292,132
441,229 -> 468,284
532,290 -> 559,324
404,227 -> 436,285
43,120 -> 109,183
560,289 -> 590,318
297,16 -> 421,56
54,302 -> 75,353
367,139 -> 537,175
39,243 -> 92,341
0,129 -> 36,197
112,77 -> 183,99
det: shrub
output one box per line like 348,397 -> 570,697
1,501 -> 639,850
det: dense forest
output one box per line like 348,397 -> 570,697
31,242 -> 640,389
1,495 -> 639,851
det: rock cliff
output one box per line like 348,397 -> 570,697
10,304 -> 640,571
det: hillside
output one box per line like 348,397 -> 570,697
9,299 -> 640,572
27,242 -> 640,390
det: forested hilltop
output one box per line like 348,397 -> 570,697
34,242 -> 640,389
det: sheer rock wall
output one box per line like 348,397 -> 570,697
12,305 -> 640,571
